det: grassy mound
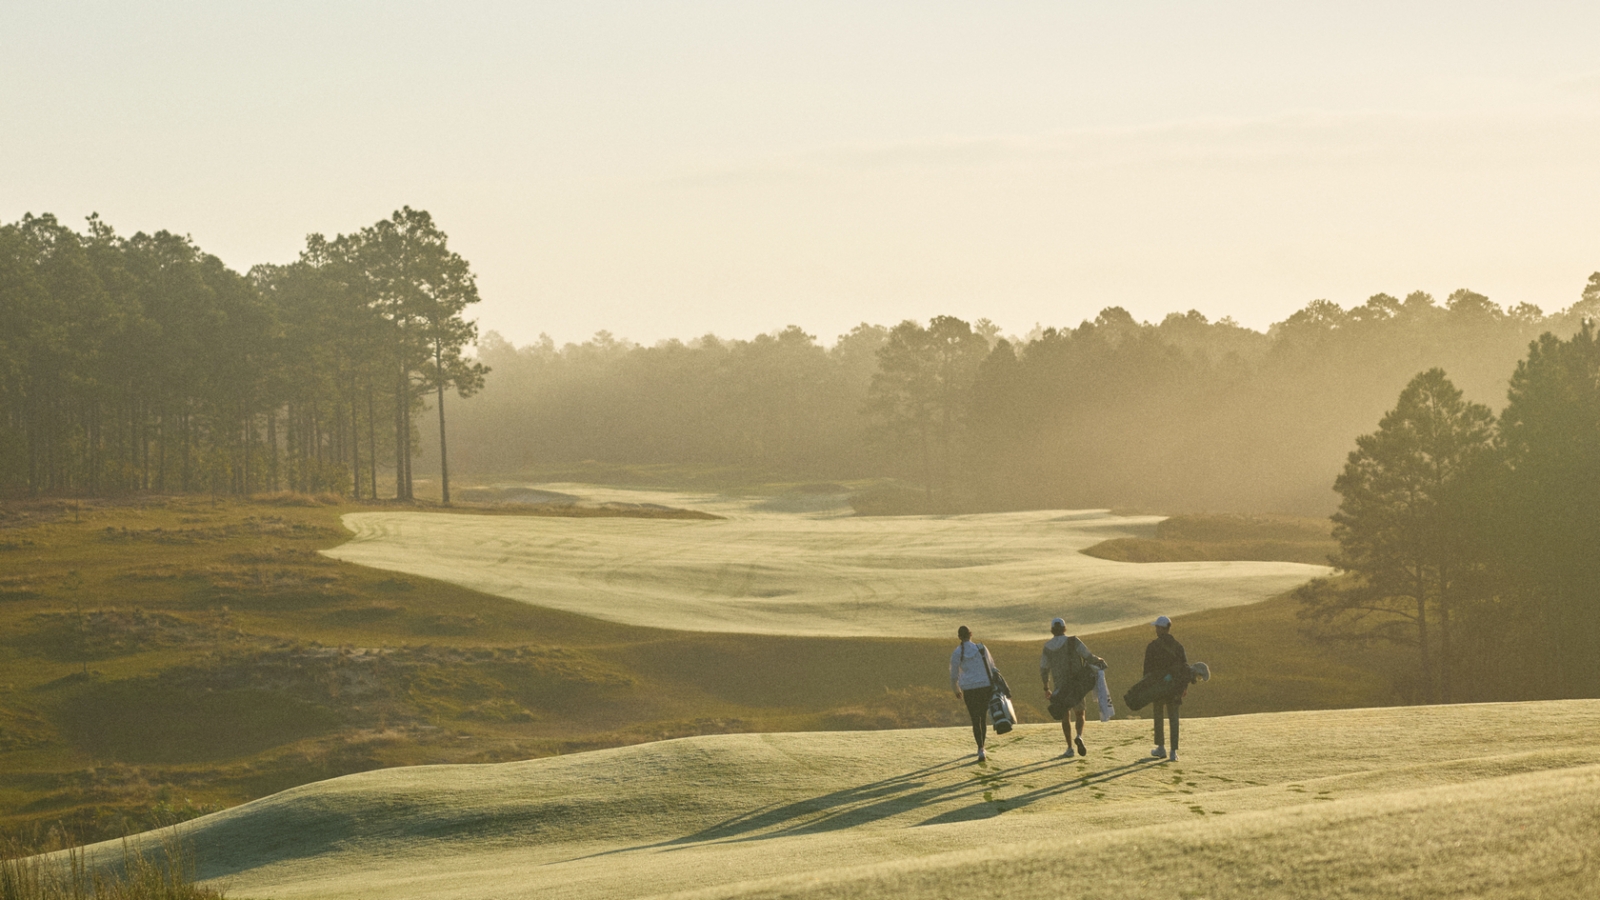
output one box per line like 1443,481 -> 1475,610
77,700 -> 1600,900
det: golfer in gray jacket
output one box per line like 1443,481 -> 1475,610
1041,617 -> 1106,758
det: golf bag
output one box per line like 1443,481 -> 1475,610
1123,671 -> 1183,712
988,690 -> 1016,735
1048,664 -> 1100,720
1094,668 -> 1115,722
985,660 -> 1016,734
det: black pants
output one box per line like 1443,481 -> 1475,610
962,686 -> 994,749
1153,700 -> 1180,752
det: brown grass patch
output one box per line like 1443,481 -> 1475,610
1081,513 -> 1336,565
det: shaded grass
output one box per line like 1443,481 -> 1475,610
1081,512 -> 1337,565
54,685 -> 340,765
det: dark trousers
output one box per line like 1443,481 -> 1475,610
1153,700 -> 1180,751
962,686 -> 994,749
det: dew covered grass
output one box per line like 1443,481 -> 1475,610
76,700 -> 1600,900
327,485 -> 1329,639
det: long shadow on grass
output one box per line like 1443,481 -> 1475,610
916,758 -> 1153,825
563,753 -> 1152,864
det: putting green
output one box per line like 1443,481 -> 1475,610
80,700 -> 1600,899
325,485 -> 1328,639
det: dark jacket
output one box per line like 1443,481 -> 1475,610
1143,633 -> 1189,702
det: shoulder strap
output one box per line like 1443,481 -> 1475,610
1064,636 -> 1083,670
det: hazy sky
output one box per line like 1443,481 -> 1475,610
6,2 -> 1600,347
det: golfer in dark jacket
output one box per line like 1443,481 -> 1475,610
1144,615 -> 1189,762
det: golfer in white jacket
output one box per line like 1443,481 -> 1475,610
950,625 -> 1000,761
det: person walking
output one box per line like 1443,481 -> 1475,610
1144,615 -> 1189,762
1040,617 -> 1107,758
950,625 -> 1000,762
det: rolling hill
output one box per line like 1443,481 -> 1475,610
72,699 -> 1600,900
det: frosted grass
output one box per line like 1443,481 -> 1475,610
80,700 -> 1600,900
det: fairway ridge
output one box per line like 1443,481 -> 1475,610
325,485 -> 1328,639
77,700 -> 1600,899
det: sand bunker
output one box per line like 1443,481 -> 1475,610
325,485 -> 1327,639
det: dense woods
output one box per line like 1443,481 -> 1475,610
449,324 -> 890,479
451,282 -> 1598,515
0,210 -> 484,500
1300,321 -> 1600,703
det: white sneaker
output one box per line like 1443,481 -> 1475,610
977,749 -> 987,762
1060,747 -> 1075,759
1150,746 -> 1167,759
1169,751 -> 1179,763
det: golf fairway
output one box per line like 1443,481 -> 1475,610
81,700 -> 1600,899
324,486 -> 1328,639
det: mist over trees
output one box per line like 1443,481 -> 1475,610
0,209 -> 484,499
448,324 -> 888,478
1301,320 -> 1600,703
7,204 -> 1596,527
450,282 -> 1598,515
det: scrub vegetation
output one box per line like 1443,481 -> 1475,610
1080,513 -> 1336,565
1,831 -> 219,900
0,495 -> 1384,851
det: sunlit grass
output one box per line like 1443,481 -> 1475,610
78,701 -> 1600,900
327,487 -> 1328,639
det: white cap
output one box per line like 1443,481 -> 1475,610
1152,615 -> 1172,628
1050,617 -> 1066,629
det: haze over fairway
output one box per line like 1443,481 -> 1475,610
325,485 -> 1327,639
75,701 -> 1600,900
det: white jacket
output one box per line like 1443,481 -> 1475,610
950,641 -> 997,691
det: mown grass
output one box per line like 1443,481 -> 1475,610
1081,512 -> 1338,565
0,495 -> 1384,849
84,701 -> 1600,900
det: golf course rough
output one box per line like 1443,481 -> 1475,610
78,700 -> 1600,899
324,485 -> 1329,639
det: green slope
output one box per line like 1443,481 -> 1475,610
74,699 -> 1600,900
326,488 -> 1329,640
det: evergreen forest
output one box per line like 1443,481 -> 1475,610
0,209 -> 484,502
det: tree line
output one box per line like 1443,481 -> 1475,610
452,282 -> 1598,516
0,209 -> 484,500
449,324 -> 892,478
1299,315 -> 1600,703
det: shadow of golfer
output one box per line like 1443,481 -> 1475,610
557,752 -> 1087,864
916,758 -> 1154,825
